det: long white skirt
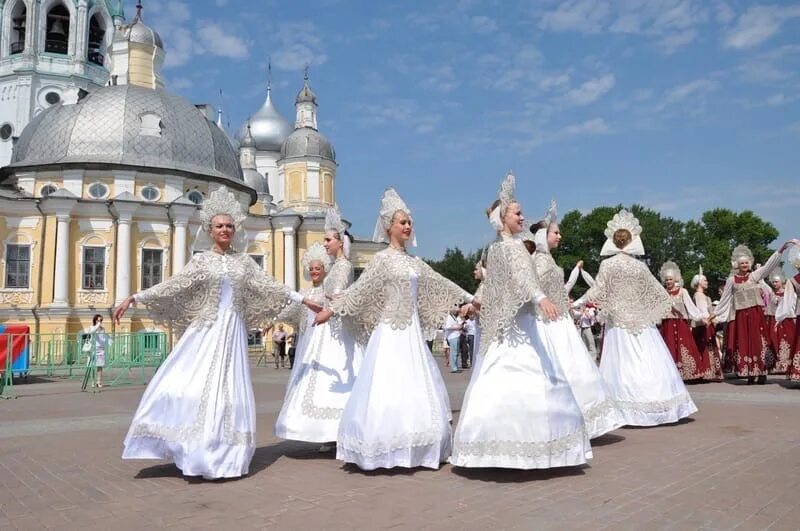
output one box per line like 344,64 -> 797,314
122,281 -> 255,479
336,313 -> 451,470
451,311 -> 591,469
600,326 -> 698,426
275,315 -> 363,443
536,316 -> 624,439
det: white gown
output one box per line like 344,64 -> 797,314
123,280 -> 256,479
451,309 -> 592,469
600,326 -> 698,426
275,292 -> 364,443
336,270 -> 452,470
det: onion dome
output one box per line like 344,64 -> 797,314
280,128 -> 335,161
236,87 -> 293,152
126,1 -> 163,49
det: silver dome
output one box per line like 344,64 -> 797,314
237,88 -> 292,152
280,127 -> 335,161
10,84 -> 243,183
243,168 -> 268,194
295,80 -> 317,105
128,20 -> 163,49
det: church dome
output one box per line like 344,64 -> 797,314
119,1 -> 163,49
10,84 -> 243,183
243,168 -> 268,195
237,88 -> 293,152
280,127 -> 335,161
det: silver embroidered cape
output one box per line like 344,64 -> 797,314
585,253 -> 672,334
135,251 -> 293,332
329,247 -> 471,335
277,285 -> 326,336
531,251 -> 571,320
324,257 -> 355,294
478,237 -> 544,355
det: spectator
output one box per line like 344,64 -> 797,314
85,314 -> 111,388
287,330 -> 298,369
461,306 -> 476,369
272,324 -> 288,369
443,310 -> 462,373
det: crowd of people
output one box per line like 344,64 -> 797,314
110,181 -> 799,480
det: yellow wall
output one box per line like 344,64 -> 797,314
128,45 -> 157,89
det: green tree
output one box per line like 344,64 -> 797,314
424,247 -> 482,293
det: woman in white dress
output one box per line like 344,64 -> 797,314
85,314 -> 112,388
275,233 -> 363,446
313,188 -> 474,470
114,187 -> 320,480
529,201 -> 624,439
451,174 -> 591,470
584,210 -> 697,427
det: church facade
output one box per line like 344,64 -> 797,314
0,1 -> 382,339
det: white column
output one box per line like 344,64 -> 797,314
52,214 -> 71,306
172,219 -> 188,275
283,227 -> 296,290
115,215 -> 132,304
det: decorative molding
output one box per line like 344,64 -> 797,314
0,290 -> 34,305
137,221 -> 170,234
4,217 -> 40,230
77,290 -> 108,305
253,231 -> 271,243
78,219 -> 114,232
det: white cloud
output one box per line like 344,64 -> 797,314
538,0 -> 611,33
421,65 -> 460,93
560,74 -> 616,106
197,23 -> 249,59
272,21 -> 327,71
356,99 -> 442,134
664,78 -> 718,103
169,77 -> 193,90
471,15 -> 498,34
658,28 -> 698,54
557,117 -> 612,137
724,5 -> 800,49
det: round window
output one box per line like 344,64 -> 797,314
88,182 -> 108,199
45,92 -> 61,105
0,123 -> 12,141
187,191 -> 204,205
140,185 -> 160,202
40,184 -> 58,197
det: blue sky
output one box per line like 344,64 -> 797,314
132,0 -> 799,260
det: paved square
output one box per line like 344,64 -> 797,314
1,359 -> 799,530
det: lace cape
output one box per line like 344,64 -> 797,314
136,251 -> 292,333
531,252 -> 570,319
324,257 -> 354,294
277,285 -> 325,336
329,248 -> 471,335
585,253 -> 671,334
478,238 -> 543,355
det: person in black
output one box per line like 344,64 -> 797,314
287,330 -> 298,369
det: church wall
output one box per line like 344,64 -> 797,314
127,45 -> 156,89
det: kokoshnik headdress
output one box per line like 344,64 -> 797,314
325,206 -> 351,258
659,261 -> 683,285
600,209 -> 645,256
533,199 -> 557,253
489,172 -> 515,232
769,270 -> 785,284
301,242 -> 332,281
372,187 -> 416,247
690,265 -> 706,289
192,185 -> 248,252
730,244 -> 755,271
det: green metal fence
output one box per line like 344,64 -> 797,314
1,331 -> 169,398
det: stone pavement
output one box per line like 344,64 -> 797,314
1,360 -> 799,531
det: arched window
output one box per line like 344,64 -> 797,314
9,2 -> 27,55
187,191 -> 204,205
87,14 -> 106,66
45,4 -> 70,55
40,183 -> 58,197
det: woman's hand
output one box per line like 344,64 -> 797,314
538,297 -> 560,321
113,296 -> 135,323
303,298 -> 324,314
314,309 -> 334,326
780,239 -> 800,252
576,260 -> 584,270
471,299 -> 482,311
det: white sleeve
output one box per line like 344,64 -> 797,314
776,281 -> 797,322
289,291 -> 305,304
581,269 -> 595,287
693,292 -> 710,319
681,289 -> 704,322
564,265 -> 580,294
713,278 -> 734,323
751,250 -> 782,283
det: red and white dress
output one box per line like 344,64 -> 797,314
776,274 -> 800,381
692,291 -> 724,381
713,252 -> 782,377
659,288 -> 710,381
764,284 -> 796,374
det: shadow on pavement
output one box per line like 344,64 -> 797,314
622,416 -> 695,430
590,433 -> 626,447
450,464 -> 588,483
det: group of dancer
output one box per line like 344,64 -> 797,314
112,178 -> 797,480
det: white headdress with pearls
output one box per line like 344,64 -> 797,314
534,199 -> 557,253
600,209 -> 645,256
730,244 -> 754,270
302,242 -> 332,281
690,265 -> 706,289
192,186 -> 248,253
325,206 -> 351,258
489,172 -> 515,232
659,261 -> 682,284
372,187 -> 416,247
